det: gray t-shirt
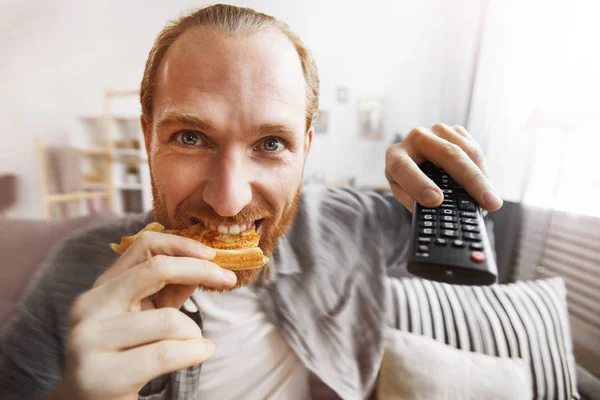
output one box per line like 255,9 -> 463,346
0,186 -> 412,399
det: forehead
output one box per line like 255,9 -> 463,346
153,25 -> 306,129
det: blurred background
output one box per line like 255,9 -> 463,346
0,0 -> 598,384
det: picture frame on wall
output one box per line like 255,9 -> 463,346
357,98 -> 386,140
315,110 -> 329,134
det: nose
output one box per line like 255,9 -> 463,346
202,150 -> 253,217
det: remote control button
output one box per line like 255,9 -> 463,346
458,199 -> 476,211
462,225 -> 480,233
415,252 -> 430,258
470,251 -> 486,263
441,174 -> 449,179
441,230 -> 458,238
419,228 -> 435,236
418,237 -> 432,244
460,211 -> 477,218
441,179 -> 449,184
418,245 -> 429,252
470,242 -> 484,250
452,240 -> 465,248
442,200 -> 454,206
440,204 -> 454,209
441,222 -> 458,229
442,189 -> 453,194
421,209 -> 437,214
441,209 -> 456,215
422,214 -> 437,221
463,232 -> 481,241
460,217 -> 478,225
441,215 -> 458,222
419,221 -> 435,228
435,238 -> 448,246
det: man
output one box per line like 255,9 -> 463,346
0,4 -> 502,399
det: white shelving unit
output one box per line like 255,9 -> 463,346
69,89 -> 153,216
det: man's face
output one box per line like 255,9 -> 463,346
141,26 -> 312,285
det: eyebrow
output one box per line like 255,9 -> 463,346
155,112 -> 213,133
155,111 -> 298,137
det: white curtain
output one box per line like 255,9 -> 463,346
467,0 -> 600,377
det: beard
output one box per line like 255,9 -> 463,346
150,173 -> 301,290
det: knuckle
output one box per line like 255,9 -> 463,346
467,145 -> 486,165
69,322 -> 94,352
136,231 -> 154,248
159,308 -> 183,335
465,167 -> 485,183
70,293 -> 90,323
440,142 -> 464,160
407,127 -> 428,141
388,155 -> 409,178
146,254 -> 168,275
156,342 -> 177,366
431,122 -> 445,131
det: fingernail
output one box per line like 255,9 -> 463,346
482,190 -> 502,208
221,269 -> 237,285
422,188 -> 441,205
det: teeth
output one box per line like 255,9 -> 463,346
213,222 -> 255,234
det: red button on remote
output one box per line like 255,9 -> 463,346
470,251 -> 486,263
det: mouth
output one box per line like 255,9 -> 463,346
189,217 -> 265,235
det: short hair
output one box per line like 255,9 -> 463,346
140,4 -> 319,132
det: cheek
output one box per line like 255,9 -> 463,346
254,155 -> 305,211
152,153 -> 207,206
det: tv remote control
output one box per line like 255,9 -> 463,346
406,161 -> 497,285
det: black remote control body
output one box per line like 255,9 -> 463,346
406,161 -> 497,285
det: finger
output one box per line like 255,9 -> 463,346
385,142 -> 443,208
431,123 -> 490,177
152,283 -> 198,309
388,182 -> 416,213
453,125 -> 476,142
84,308 -> 203,351
115,256 -> 236,310
109,338 -> 215,393
97,231 -> 217,287
409,130 -> 502,211
76,257 -> 236,322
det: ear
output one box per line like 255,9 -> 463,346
140,114 -> 152,162
304,126 -> 314,160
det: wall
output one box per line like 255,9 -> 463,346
0,0 -> 486,218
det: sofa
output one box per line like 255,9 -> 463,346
1,213 -> 599,399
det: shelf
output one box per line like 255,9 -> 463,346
47,190 -> 110,203
80,147 -> 110,156
111,156 -> 148,165
106,89 -> 139,97
116,183 -> 143,190
113,148 -> 140,156
83,182 -> 107,190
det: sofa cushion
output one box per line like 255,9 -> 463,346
377,329 -> 532,399
0,214 -> 114,327
388,277 -> 579,399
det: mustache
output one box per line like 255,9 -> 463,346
174,201 -> 275,227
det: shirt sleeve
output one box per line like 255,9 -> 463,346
318,187 -> 413,270
0,240 -> 69,399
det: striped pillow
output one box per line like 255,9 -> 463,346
389,277 -> 579,400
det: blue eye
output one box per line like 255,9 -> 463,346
175,131 -> 202,146
260,137 -> 283,152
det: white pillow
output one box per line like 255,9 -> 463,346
377,329 -> 532,399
